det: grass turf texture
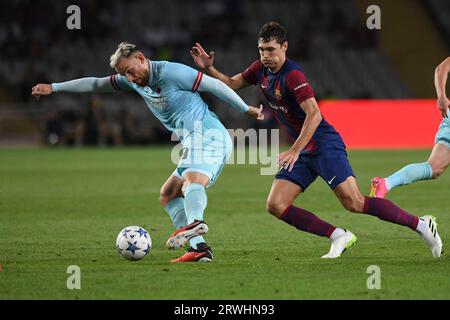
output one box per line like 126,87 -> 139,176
0,147 -> 449,299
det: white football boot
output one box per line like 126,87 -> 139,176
419,215 -> 442,258
321,230 -> 357,259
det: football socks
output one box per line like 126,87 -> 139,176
280,205 -> 336,237
164,197 -> 205,250
362,196 -> 419,230
184,183 -> 208,224
385,162 -> 433,191
164,197 -> 188,229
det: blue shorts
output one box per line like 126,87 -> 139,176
172,113 -> 232,188
276,147 -> 355,191
435,118 -> 450,148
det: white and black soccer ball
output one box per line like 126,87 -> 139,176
116,226 -> 152,261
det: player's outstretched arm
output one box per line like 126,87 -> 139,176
435,56 -> 450,118
190,42 -> 249,91
31,76 -> 122,101
31,83 -> 52,101
197,73 -> 263,120
166,62 -> 263,120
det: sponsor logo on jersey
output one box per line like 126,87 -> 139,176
148,96 -> 168,109
294,83 -> 309,91
269,102 -> 288,114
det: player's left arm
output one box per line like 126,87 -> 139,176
435,56 -> 450,118
165,62 -> 263,120
278,98 -> 322,171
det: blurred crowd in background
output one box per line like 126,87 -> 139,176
0,0 -> 449,146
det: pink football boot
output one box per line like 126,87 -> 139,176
370,177 -> 388,198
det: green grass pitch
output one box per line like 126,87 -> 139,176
0,147 -> 449,299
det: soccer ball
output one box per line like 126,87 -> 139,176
116,226 -> 152,261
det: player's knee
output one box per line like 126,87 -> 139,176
159,194 -> 170,207
341,197 -> 363,213
432,170 -> 440,179
266,199 -> 288,218
159,188 -> 175,206
345,204 -> 360,213
429,158 -> 449,179
431,165 -> 446,179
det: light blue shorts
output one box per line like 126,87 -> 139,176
172,113 -> 232,188
434,118 -> 450,148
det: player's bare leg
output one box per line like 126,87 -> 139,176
160,175 -> 184,207
266,179 -> 302,218
335,177 -> 442,257
428,143 -> 450,179
267,179 -> 352,258
333,177 -> 366,213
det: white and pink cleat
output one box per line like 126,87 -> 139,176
370,177 -> 388,198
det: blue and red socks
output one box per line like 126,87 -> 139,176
362,196 -> 419,230
279,197 -> 422,239
279,205 -> 338,238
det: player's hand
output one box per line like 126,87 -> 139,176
190,43 -> 214,71
437,96 -> 449,118
277,147 -> 301,172
31,83 -> 52,101
246,104 -> 264,120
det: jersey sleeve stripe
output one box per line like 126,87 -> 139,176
191,71 -> 203,92
110,75 -> 120,90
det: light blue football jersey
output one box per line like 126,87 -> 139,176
111,60 -> 216,137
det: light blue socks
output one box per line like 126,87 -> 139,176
184,183 -> 208,224
164,197 -> 187,229
184,183 -> 208,250
164,185 -> 208,250
385,162 -> 433,191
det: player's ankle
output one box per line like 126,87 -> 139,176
330,228 -> 346,241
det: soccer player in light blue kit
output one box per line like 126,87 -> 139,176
32,42 -> 264,263
371,56 -> 450,199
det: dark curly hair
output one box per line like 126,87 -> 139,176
258,21 -> 287,44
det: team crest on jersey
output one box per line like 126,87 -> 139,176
275,89 -> 282,101
274,80 -> 283,101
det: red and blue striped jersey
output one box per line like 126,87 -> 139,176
242,58 -> 344,154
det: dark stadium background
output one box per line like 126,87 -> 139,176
1,0 -> 449,147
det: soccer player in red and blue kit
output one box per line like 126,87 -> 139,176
191,21 -> 443,258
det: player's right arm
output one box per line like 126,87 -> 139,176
434,56 -> 450,118
31,75 -> 132,100
190,43 -> 250,91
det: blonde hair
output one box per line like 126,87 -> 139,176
109,41 -> 138,69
